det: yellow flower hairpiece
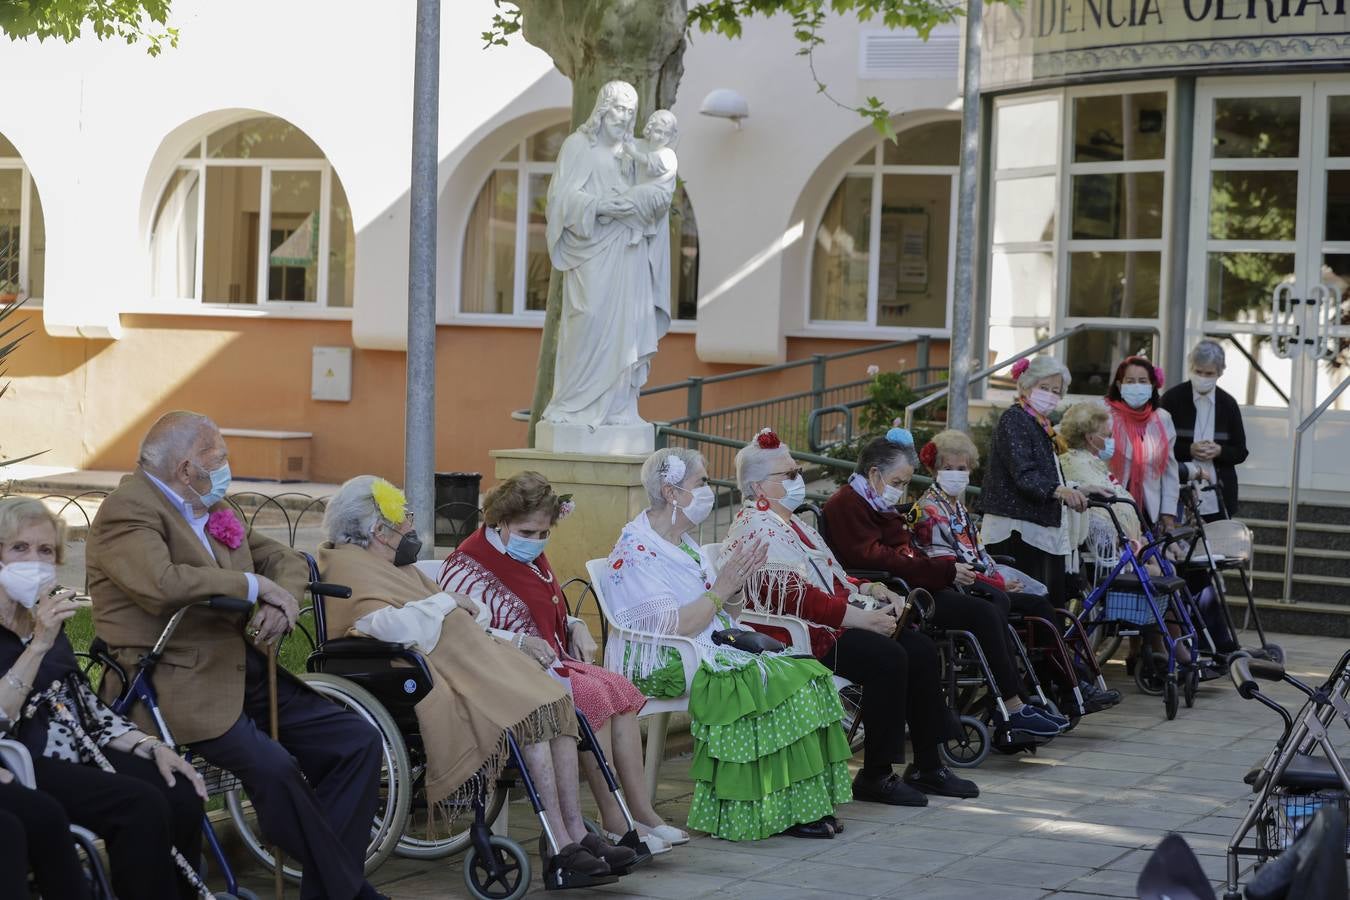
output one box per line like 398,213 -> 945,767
370,478 -> 408,524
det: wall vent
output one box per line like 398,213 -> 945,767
858,27 -> 959,81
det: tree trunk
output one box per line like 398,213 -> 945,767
517,0 -> 687,447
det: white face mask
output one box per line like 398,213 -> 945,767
1120,383 -> 1153,409
779,475 -> 808,512
1192,374 -> 1218,394
936,470 -> 970,496
878,482 -> 904,507
673,484 -> 715,525
0,561 -> 55,609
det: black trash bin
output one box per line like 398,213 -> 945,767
434,471 -> 482,548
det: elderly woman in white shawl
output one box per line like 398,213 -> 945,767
603,447 -> 853,842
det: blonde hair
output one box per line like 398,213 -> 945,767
482,472 -> 564,527
1059,401 -> 1112,450
930,430 -> 979,470
0,497 -> 66,563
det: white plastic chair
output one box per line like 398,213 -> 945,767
585,557 -> 703,802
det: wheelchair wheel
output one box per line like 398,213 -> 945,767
463,834 -> 531,900
396,767 -> 507,860
1163,678 -> 1179,721
939,715 -> 990,769
225,673 -> 411,882
838,684 -> 865,753
1183,667 -> 1199,708
1134,651 -> 1167,696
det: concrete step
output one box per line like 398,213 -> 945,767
1252,543 -> 1350,578
1240,498 -> 1350,526
1239,518 -> 1350,553
1231,569 -> 1350,606
1224,595 -> 1350,639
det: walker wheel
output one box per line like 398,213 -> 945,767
1183,668 -> 1199,708
1164,678 -> 1179,721
1264,644 -> 1285,665
939,715 -> 990,769
463,834 -> 530,900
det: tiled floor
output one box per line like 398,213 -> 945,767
237,631 -> 1348,899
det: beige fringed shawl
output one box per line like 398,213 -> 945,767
316,543 -> 576,807
721,504 -> 857,618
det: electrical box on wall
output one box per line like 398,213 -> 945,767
312,346 -> 353,402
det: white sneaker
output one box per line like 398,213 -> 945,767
646,824 -> 690,846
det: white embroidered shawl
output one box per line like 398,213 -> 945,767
720,503 -> 859,618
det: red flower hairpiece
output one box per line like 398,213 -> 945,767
1010,358 -> 1030,380
1154,365 -> 1165,386
755,427 -> 781,450
919,441 -> 938,471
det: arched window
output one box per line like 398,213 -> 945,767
460,121 -> 699,320
810,119 -> 960,330
150,115 -> 355,307
0,133 -> 45,302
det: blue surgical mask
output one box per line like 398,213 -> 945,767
1097,437 -> 1116,461
505,531 -> 548,564
1120,383 -> 1153,410
193,462 -> 232,508
780,475 -> 807,512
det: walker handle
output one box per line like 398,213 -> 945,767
208,596 -> 253,615
307,582 -> 353,600
1229,653 -> 1285,699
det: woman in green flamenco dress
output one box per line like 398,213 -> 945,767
603,447 -> 852,840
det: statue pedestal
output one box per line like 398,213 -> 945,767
535,421 -> 655,456
491,448 -> 650,631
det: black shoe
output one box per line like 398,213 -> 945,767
580,833 -> 637,872
1081,680 -> 1122,712
823,814 -> 844,834
550,842 -> 610,877
852,771 -> 928,807
902,765 -> 980,799
785,818 -> 835,839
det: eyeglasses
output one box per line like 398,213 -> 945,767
381,511 -> 415,529
769,468 -> 805,481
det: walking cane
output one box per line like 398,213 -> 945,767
268,644 -> 285,900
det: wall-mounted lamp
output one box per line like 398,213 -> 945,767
699,89 -> 750,129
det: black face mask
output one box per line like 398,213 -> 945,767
393,529 -> 423,567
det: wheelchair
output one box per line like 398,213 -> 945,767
0,738 -> 118,900
222,555 -> 651,900
88,587 -> 407,897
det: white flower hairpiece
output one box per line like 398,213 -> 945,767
659,454 -> 686,485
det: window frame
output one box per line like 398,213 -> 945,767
148,129 -> 352,316
0,160 -> 42,304
986,81 -> 1176,395
804,117 -> 961,337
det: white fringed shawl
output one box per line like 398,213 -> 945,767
720,504 -> 859,618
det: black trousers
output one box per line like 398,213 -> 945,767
821,627 -> 945,776
926,587 -> 1025,700
192,647 -> 384,900
31,747 -> 202,899
987,533 -> 1070,611
0,779 -> 91,900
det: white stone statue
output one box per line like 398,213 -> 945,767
537,82 -> 675,455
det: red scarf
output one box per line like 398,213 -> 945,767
1107,399 -> 1168,510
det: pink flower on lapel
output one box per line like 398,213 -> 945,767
207,509 -> 245,550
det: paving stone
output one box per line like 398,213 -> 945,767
936,855 -> 1091,890
853,824 -> 1007,855
749,859 -> 922,896
881,876 -> 1048,899
980,835 -> 1135,868
825,842 -> 967,876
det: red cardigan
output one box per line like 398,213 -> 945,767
744,521 -> 849,659
822,485 -> 957,592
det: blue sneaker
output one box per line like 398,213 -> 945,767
1030,702 -> 1072,731
1006,705 -> 1062,737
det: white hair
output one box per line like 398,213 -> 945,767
1189,339 -> 1227,372
734,438 -> 792,498
323,475 -> 384,547
641,447 -> 704,508
138,411 -> 214,476
1016,355 -> 1073,395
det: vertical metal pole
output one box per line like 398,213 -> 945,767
1165,78 -> 1196,382
405,0 -> 440,556
686,377 -> 704,432
948,0 -> 983,431
811,354 -> 827,410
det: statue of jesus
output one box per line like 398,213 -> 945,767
540,81 -> 672,445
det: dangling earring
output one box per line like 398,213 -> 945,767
671,500 -> 679,525
755,495 -> 771,511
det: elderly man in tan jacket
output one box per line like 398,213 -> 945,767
87,410 -> 386,900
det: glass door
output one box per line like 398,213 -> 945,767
1190,79 -> 1350,493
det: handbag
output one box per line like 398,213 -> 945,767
711,628 -> 787,655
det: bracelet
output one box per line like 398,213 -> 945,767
704,590 -> 724,613
4,672 -> 30,695
131,735 -> 159,756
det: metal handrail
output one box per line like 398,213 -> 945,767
902,324 -> 1088,430
1281,372 -> 1350,605
1210,333 -> 1290,405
